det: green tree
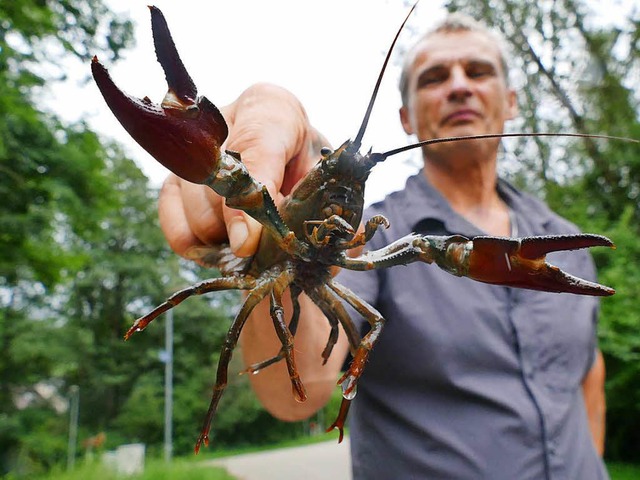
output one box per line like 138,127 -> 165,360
0,0 -> 133,285
1,2 -> 309,474
0,0 -> 133,474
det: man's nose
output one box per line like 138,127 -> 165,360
447,67 -> 472,101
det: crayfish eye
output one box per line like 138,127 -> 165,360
320,147 -> 333,158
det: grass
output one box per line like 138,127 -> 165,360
608,462 -> 640,480
27,457 -> 234,480
18,437 -> 639,480
202,428 -> 344,460
21,431 -> 343,480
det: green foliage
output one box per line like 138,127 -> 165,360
0,0 -> 132,287
608,463 -> 640,480
0,1 -> 134,474
27,456 -> 234,480
592,209 -> 640,461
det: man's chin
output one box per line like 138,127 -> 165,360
439,125 -> 483,139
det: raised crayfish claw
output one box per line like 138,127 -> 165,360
451,234 -> 616,296
91,6 -> 228,184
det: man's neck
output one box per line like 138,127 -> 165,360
423,153 -> 511,236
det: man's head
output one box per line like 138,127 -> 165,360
399,13 -> 511,106
398,13 -> 517,146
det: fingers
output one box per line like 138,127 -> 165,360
219,83 -> 325,256
159,83 -> 326,261
158,174 -> 226,257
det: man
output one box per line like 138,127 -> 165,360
158,13 -> 607,479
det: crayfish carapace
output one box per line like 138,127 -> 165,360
91,5 -> 617,452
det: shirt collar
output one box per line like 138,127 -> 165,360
400,170 -> 554,237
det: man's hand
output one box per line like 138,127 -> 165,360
158,82 -> 328,258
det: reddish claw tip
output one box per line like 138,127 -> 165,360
327,397 -> 351,443
123,319 -> 145,340
326,423 -> 345,443
194,434 -> 209,454
292,382 -> 307,403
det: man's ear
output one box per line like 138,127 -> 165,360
399,105 -> 414,135
505,88 -> 518,120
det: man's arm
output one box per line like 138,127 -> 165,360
582,348 -> 606,456
240,293 -> 349,421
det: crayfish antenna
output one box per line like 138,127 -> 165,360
348,1 -> 419,155
381,132 -> 639,161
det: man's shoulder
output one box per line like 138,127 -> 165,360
365,172 -> 438,220
366,188 -> 406,216
500,180 -> 582,234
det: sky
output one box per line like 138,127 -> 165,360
48,0 -> 447,205
45,0 -> 634,205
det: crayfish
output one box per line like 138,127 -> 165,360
91,5 -> 617,452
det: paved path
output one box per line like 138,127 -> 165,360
207,438 -> 351,480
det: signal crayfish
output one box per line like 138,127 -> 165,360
91,4 -> 619,452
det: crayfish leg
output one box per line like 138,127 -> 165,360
125,276 -> 255,340
195,275 -> 274,453
240,285 -> 303,375
328,281 -> 385,400
337,215 -> 390,250
308,285 -> 361,360
269,269 -> 307,403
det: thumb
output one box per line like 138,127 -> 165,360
222,180 -> 284,258
219,84 -> 312,257
221,141 -> 289,257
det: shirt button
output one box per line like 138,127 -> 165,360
547,441 -> 556,456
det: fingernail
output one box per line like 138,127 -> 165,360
228,218 -> 249,253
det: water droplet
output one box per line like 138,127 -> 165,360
341,377 -> 357,400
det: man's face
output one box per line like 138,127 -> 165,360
400,30 -> 517,143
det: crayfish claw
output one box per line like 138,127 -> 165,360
463,234 -> 615,296
91,7 -> 229,185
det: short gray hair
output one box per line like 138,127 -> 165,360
398,12 -> 511,106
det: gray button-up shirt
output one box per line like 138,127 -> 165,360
338,172 -> 607,480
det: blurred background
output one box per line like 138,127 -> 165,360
1,0 -> 639,478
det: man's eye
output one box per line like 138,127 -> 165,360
418,71 -> 447,88
467,64 -> 495,78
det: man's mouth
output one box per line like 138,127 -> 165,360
442,109 -> 480,125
